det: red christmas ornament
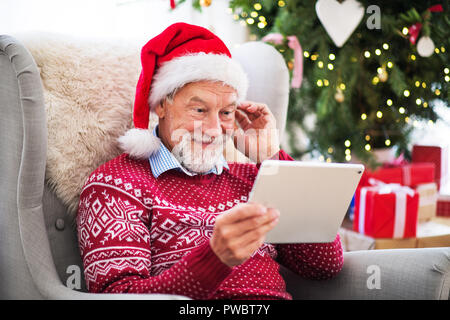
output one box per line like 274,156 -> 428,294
408,22 -> 422,45
406,4 -> 443,45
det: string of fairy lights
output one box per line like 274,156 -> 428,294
229,1 -> 285,29
226,1 -> 448,163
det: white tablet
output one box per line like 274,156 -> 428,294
248,160 -> 364,243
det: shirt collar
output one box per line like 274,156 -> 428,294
149,125 -> 229,178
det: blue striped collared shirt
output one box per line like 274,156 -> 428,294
149,126 -> 229,178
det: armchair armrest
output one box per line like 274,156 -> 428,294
280,247 -> 450,300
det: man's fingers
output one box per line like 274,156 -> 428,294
238,102 -> 271,116
231,208 -> 280,235
234,109 -> 252,129
219,203 -> 267,224
228,213 -> 279,250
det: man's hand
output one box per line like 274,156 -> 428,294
210,203 -> 280,267
233,101 -> 280,163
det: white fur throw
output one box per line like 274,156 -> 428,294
20,33 -> 143,219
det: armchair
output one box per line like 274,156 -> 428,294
0,34 -> 448,300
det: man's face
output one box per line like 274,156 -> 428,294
155,81 -> 238,173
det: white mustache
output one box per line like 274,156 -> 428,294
191,134 -> 226,145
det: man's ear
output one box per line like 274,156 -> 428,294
155,101 -> 166,119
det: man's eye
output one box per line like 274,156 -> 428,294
195,108 -> 205,113
222,110 -> 234,116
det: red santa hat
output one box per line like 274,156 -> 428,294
118,22 -> 249,159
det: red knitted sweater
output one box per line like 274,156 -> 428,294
77,150 -> 344,299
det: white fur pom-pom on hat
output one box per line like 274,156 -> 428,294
117,128 -> 161,159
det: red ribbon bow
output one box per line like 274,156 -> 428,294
408,23 -> 422,45
261,33 -> 304,88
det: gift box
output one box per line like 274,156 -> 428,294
415,183 -> 438,222
369,163 -> 435,187
353,180 -> 419,239
340,217 -> 450,251
437,194 -> 450,217
412,145 -> 448,190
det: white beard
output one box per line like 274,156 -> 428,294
171,132 -> 226,174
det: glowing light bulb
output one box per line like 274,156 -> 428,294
398,107 -> 405,114
372,76 -> 379,85
386,99 -> 393,106
403,90 -> 410,97
375,49 -> 381,55
364,51 -> 371,58
376,111 -> 383,118
383,43 -> 389,50
361,113 -> 367,120
344,140 -> 351,147
365,144 -> 371,151
385,139 -> 391,146
329,53 -> 336,60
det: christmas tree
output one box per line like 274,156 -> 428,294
179,0 -> 449,168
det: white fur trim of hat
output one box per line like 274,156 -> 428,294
148,52 -> 248,110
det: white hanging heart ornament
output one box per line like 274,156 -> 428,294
315,0 -> 365,47
416,36 -> 435,57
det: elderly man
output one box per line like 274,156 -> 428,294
77,23 -> 343,299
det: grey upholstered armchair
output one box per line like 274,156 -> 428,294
1,34 -> 449,300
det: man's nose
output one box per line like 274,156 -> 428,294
203,112 -> 222,138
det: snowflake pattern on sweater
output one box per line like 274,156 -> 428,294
77,150 -> 344,299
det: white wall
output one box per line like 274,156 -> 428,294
0,0 -> 248,48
